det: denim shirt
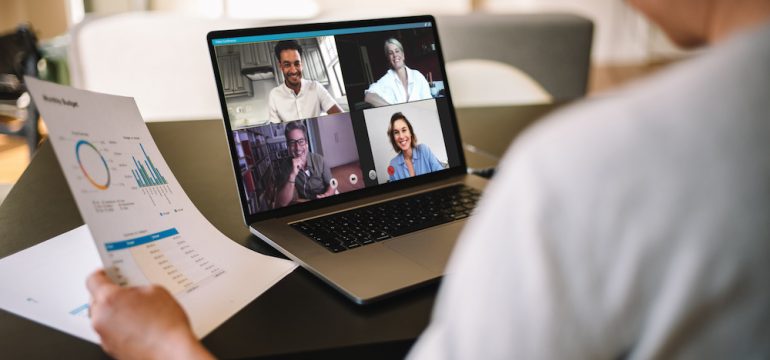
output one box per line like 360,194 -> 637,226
388,143 -> 444,181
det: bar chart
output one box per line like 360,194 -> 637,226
128,143 -> 174,206
131,144 -> 167,188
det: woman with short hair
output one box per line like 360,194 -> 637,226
364,38 -> 432,107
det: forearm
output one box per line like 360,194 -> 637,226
155,331 -> 215,360
276,181 -> 295,207
364,92 -> 389,107
432,158 -> 444,171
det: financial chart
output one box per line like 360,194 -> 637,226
104,227 -> 225,293
27,77 -> 296,340
57,131 -> 224,294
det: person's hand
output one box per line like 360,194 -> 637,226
86,270 -> 214,360
290,156 -> 304,178
315,184 -> 336,199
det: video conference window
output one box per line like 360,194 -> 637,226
233,113 -> 364,215
364,99 -> 449,184
336,28 -> 445,111
213,22 -> 465,216
215,36 -> 348,129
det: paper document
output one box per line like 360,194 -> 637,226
22,78 -> 297,339
0,226 -> 99,343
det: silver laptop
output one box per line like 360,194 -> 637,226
207,16 -> 486,304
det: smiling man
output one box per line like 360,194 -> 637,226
275,121 -> 335,207
268,40 -> 342,123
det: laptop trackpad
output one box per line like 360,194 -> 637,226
384,220 -> 466,273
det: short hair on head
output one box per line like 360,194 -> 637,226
383,38 -> 404,55
285,120 -> 308,141
274,40 -> 303,60
387,112 -> 417,153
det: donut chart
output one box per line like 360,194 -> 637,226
75,140 -> 111,190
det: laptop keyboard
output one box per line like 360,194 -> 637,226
290,185 -> 482,253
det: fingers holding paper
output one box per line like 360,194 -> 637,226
85,269 -> 214,360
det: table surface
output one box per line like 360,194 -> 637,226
0,103 -> 558,358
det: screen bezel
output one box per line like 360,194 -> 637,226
207,15 -> 468,224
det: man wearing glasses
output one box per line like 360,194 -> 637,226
276,121 -> 336,207
268,40 -> 342,123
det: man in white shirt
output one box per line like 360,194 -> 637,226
268,40 -> 342,123
85,0 -> 770,358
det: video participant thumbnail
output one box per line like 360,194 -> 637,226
233,113 -> 365,215
335,27 -> 445,111
363,99 -> 448,184
214,36 -> 348,129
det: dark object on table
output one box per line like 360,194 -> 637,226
0,24 -> 42,155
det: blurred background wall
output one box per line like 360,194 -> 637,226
0,0 -> 689,64
0,0 -> 686,186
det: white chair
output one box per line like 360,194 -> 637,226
68,13 -> 275,122
446,59 -> 552,107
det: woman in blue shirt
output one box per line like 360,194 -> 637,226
387,112 -> 444,181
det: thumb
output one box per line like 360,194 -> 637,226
86,269 -> 119,299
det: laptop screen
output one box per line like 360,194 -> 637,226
209,17 -> 465,219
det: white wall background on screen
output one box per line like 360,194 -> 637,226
315,114 -> 359,168
363,99 -> 448,184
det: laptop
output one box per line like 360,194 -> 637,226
207,15 -> 487,304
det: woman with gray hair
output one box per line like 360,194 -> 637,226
364,38 -> 432,107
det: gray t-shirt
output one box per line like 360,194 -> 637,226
278,152 -> 332,201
